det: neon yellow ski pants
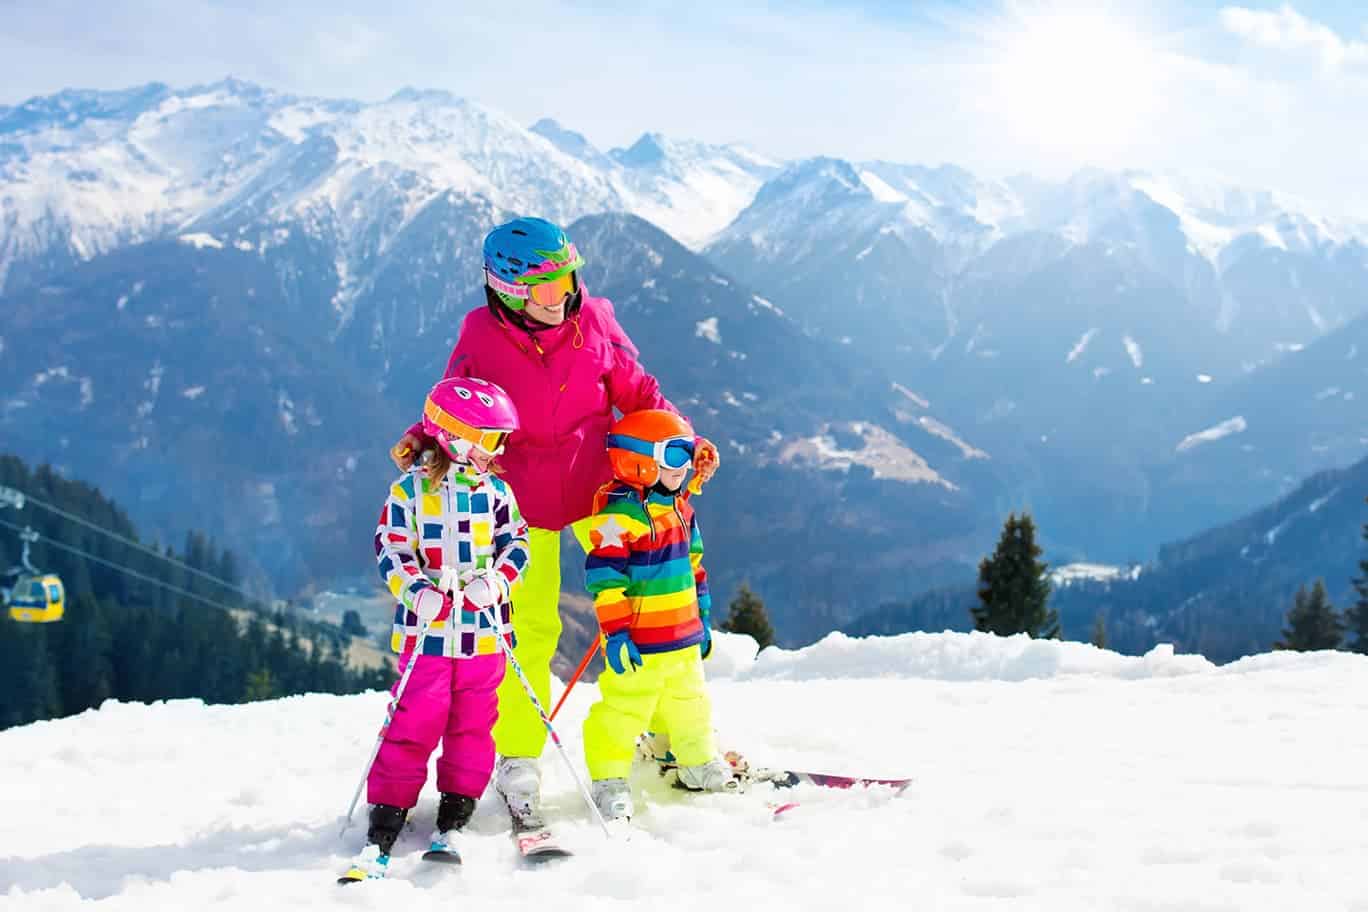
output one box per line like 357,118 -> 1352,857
583,648 -> 715,780
493,520 -> 594,759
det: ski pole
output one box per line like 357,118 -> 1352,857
476,597 -> 613,839
339,613 -> 436,837
549,637 -> 598,722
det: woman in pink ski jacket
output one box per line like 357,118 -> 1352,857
389,216 -> 718,823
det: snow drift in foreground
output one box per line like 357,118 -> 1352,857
4,630 -> 1367,911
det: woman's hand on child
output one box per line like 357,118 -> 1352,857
390,433 -> 422,471
693,436 -> 720,483
604,631 -> 643,675
412,587 -> 450,623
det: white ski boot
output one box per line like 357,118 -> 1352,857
495,757 -> 543,825
676,757 -> 742,793
591,777 -> 635,821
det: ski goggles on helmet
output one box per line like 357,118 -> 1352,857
425,400 -> 512,456
606,433 -> 696,469
485,262 -> 578,312
526,271 -> 576,309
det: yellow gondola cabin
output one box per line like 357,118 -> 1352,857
8,574 -> 65,623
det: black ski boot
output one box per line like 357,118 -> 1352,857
424,793 -> 477,864
338,804 -> 408,884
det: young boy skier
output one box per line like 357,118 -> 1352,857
342,377 -> 529,882
581,409 -> 739,823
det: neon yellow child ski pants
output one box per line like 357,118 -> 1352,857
583,648 -> 716,780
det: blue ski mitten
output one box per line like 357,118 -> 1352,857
604,630 -> 643,675
698,590 -> 713,659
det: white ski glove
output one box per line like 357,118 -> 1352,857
462,570 -> 508,610
411,587 -> 448,623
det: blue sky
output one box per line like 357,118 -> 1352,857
3,1 -> 1367,214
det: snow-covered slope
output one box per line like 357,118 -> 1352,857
5,630 -> 1366,910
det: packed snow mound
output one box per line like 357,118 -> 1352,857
6,630 -> 1368,911
739,630 -> 1217,681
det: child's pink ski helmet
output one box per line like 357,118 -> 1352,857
423,377 -> 519,460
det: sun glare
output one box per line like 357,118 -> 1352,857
986,7 -> 1162,157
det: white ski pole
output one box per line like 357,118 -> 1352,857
339,611 -> 437,838
474,577 -> 612,839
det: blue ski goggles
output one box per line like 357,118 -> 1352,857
606,434 -> 696,469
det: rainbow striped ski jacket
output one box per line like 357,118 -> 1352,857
585,482 -> 711,654
375,465 -> 530,658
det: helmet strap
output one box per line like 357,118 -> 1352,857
442,436 -> 476,464
651,478 -> 682,496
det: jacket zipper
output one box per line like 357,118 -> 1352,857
499,319 -> 573,523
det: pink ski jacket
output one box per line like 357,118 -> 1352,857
407,291 -> 677,532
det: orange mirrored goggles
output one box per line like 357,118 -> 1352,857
526,272 -> 576,309
425,400 -> 512,455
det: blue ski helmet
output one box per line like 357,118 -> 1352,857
482,217 -> 585,311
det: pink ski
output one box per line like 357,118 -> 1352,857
752,769 -> 912,793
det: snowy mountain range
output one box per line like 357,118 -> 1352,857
0,206 -> 993,640
708,156 -> 1368,555
0,80 -> 774,296
4,78 -> 1368,638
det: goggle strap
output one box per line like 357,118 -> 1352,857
485,269 -> 530,299
606,434 -> 653,458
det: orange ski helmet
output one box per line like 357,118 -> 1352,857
606,409 -> 695,487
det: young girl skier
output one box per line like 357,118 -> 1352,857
581,409 -> 739,823
342,377 -> 530,882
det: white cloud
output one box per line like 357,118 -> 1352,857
1221,5 -> 1368,71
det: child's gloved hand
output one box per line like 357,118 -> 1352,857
603,630 -> 643,675
699,626 -> 713,660
412,587 -> 450,623
463,571 -> 507,610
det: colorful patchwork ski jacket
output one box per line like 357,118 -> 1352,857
584,482 -> 711,654
375,464 -> 530,658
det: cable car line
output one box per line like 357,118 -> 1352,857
0,516 -> 247,617
5,486 -> 256,602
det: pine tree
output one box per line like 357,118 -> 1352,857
244,668 -> 276,702
1347,500 -> 1368,654
54,595 -> 113,712
0,618 -> 60,727
341,609 -> 369,639
1090,613 -> 1108,649
971,512 -> 1057,638
1275,580 -> 1344,651
719,583 -> 776,649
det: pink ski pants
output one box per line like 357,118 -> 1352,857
366,652 -> 505,808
